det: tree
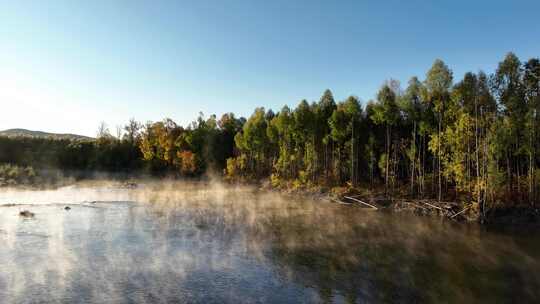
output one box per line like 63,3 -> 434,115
139,119 -> 183,172
493,53 -> 526,197
523,58 -> 540,203
234,107 -> 270,178
317,90 -> 337,182
425,59 -> 453,201
401,77 -> 424,195
216,113 -> 244,170
329,96 -> 362,184
293,100 -> 316,183
371,84 -> 399,194
97,121 -> 112,140
123,118 -> 142,143
269,106 -> 295,179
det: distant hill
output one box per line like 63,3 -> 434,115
0,128 -> 93,141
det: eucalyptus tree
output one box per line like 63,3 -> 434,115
269,106 -> 295,179
523,58 -> 540,203
441,73 -> 477,198
475,72 -> 497,214
329,96 -> 362,184
316,89 -> 337,181
293,99 -> 316,183
371,85 -> 400,194
216,113 -> 244,170
492,53 -> 526,195
425,59 -> 453,201
401,77 -> 424,195
234,107 -> 271,177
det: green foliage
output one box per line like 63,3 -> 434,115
372,85 -> 399,126
0,163 -> 37,186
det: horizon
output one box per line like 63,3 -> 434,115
1,0 -> 539,137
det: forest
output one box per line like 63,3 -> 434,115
1,52 -> 539,217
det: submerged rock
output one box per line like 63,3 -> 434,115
121,182 -> 138,189
19,210 -> 34,218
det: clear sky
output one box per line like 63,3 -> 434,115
1,0 -> 539,137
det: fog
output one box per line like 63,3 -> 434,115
1,180 -> 540,303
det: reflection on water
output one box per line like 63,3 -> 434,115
1,182 -> 540,303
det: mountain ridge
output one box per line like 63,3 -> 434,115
0,128 -> 93,140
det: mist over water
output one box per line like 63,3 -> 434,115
1,181 -> 540,303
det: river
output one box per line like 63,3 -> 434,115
1,181 -> 539,303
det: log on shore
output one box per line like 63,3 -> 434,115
343,196 -> 379,210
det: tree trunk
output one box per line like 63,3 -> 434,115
351,119 -> 355,186
411,121 -> 416,195
475,99 -> 481,206
385,124 -> 390,195
438,115 -> 442,202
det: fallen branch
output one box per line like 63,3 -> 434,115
450,206 -> 470,219
344,196 -> 378,210
329,197 -> 352,205
407,202 -> 428,210
398,199 -> 458,205
423,201 -> 443,211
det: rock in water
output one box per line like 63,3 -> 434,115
65,206 -> 71,211
19,210 -> 34,218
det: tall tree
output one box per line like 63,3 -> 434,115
523,58 -> 540,203
371,85 -> 400,195
329,96 -> 362,184
400,77 -> 424,195
425,59 -> 453,201
493,53 -> 526,197
316,90 -> 337,182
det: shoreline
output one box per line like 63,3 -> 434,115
261,183 -> 540,226
2,176 -> 540,226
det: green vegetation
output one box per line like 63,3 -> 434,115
0,163 -> 37,186
227,53 -> 540,220
1,53 -> 539,221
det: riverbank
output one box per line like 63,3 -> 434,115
260,182 -> 540,225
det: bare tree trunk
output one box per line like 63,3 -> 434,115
351,119 -> 355,186
483,116 -> 489,221
507,153 -> 511,194
432,152 -> 436,197
420,135 -> 425,198
517,156 -> 521,199
475,99 -> 481,207
385,124 -> 390,196
411,121 -> 416,195
530,110 -> 535,205
467,139 -> 471,194
438,116 -> 442,202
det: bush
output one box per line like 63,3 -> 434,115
0,163 -> 37,186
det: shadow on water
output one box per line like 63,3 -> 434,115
1,181 -> 540,303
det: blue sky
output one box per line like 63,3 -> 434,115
1,0 -> 539,136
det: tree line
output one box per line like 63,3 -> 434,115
1,52 -> 539,211
229,53 -> 539,209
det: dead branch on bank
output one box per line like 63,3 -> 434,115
343,196 -> 379,210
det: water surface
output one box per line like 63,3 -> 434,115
1,182 -> 539,303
